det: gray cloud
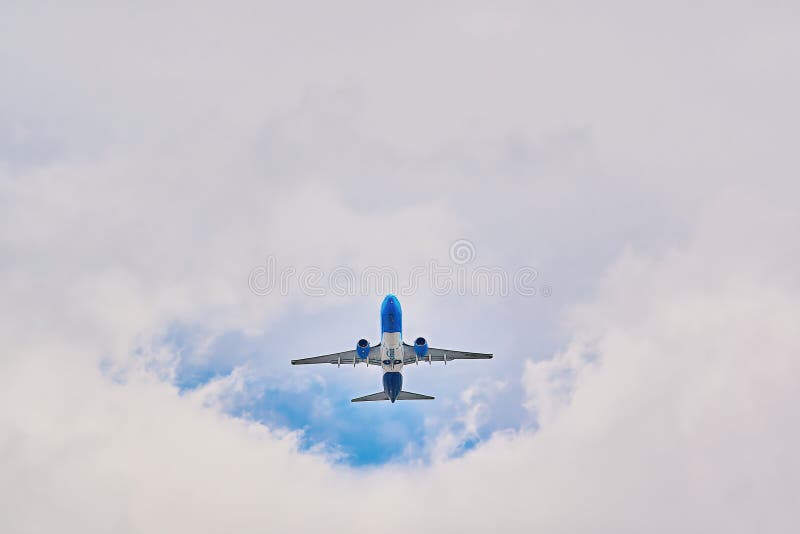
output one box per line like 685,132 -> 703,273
1,1 -> 798,532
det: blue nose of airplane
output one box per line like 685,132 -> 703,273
381,294 -> 400,314
380,294 -> 402,333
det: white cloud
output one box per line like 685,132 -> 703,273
403,188 -> 800,532
3,187 -> 796,532
1,2 -> 799,532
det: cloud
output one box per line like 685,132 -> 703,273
1,2 -> 799,532
3,187 -> 796,532
403,188 -> 800,532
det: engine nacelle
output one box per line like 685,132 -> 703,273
356,338 -> 370,360
414,337 -> 429,358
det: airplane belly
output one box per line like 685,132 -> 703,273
380,332 -> 403,372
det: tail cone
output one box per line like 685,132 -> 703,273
383,372 -> 402,403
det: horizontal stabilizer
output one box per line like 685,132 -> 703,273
351,391 -> 435,402
351,392 -> 389,402
396,391 -> 434,400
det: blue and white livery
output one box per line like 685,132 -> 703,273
291,295 -> 493,402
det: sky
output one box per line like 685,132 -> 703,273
1,1 -> 799,532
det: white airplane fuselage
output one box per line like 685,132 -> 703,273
378,294 -> 405,402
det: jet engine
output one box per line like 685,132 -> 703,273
356,338 -> 370,360
414,337 -> 429,358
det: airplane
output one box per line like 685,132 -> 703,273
291,294 -> 493,402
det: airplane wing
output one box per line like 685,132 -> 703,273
291,344 -> 382,366
402,343 -> 492,364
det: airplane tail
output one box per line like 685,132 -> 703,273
397,391 -> 435,400
351,391 -> 435,402
351,392 -> 388,402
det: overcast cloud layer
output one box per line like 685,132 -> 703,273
1,2 -> 799,532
